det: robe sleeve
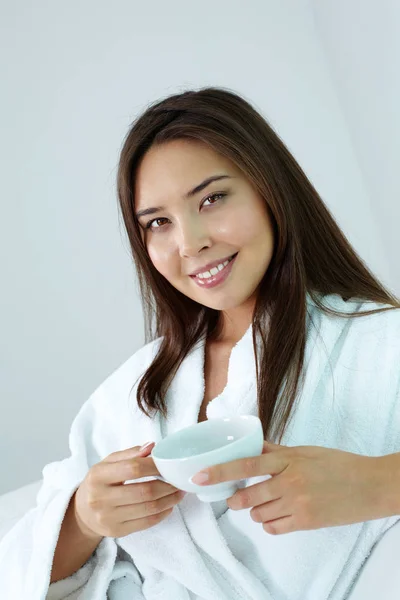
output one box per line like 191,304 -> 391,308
376,310 -> 400,457
0,390 -> 145,599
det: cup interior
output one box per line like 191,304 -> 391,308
152,416 -> 258,460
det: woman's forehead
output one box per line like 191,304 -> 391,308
134,141 -> 238,208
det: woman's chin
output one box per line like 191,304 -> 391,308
194,294 -> 245,312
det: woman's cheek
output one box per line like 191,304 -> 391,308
148,245 -> 174,277
213,207 -> 245,240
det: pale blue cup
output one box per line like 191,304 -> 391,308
151,415 -> 264,502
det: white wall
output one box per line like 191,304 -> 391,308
0,0 -> 397,495
312,0 -> 400,286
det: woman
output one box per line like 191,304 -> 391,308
1,87 -> 400,600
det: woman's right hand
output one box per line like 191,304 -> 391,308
73,442 -> 186,539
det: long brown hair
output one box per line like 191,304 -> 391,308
117,86 -> 400,443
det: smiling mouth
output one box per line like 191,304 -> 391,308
191,253 -> 237,279
190,252 -> 238,289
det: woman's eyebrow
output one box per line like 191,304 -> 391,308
135,174 -> 232,219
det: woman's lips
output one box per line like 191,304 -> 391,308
190,253 -> 238,289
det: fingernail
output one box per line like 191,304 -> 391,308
139,441 -> 154,452
190,471 -> 209,485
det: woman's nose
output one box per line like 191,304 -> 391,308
177,218 -> 211,258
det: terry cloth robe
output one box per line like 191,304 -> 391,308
1,293 -> 400,600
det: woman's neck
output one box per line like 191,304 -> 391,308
212,313 -> 253,346
217,294 -> 257,345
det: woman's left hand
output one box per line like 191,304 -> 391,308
191,442 -> 384,535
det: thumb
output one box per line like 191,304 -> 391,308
262,440 -> 284,453
136,441 -> 156,456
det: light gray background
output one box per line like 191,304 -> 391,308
1,0 -> 399,495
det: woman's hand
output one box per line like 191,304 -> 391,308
74,442 -> 186,539
191,442 -> 384,535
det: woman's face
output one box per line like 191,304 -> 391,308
134,139 -> 275,312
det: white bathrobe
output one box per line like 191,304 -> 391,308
1,292 -> 400,600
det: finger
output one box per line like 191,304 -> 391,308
110,480 -> 180,506
191,453 -> 287,486
262,515 -> 296,535
94,455 -> 161,486
106,443 -> 156,462
114,489 -> 184,521
249,497 -> 287,523
227,479 -> 279,510
118,507 -> 175,535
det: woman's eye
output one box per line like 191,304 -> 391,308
202,192 -> 226,207
145,217 -> 168,231
144,192 -> 226,231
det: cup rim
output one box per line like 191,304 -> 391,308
151,414 -> 261,462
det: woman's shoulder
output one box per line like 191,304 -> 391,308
308,291 -> 400,345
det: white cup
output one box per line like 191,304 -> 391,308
151,415 -> 264,502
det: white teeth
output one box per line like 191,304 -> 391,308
197,258 -> 231,279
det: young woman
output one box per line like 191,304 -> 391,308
1,87 -> 400,600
